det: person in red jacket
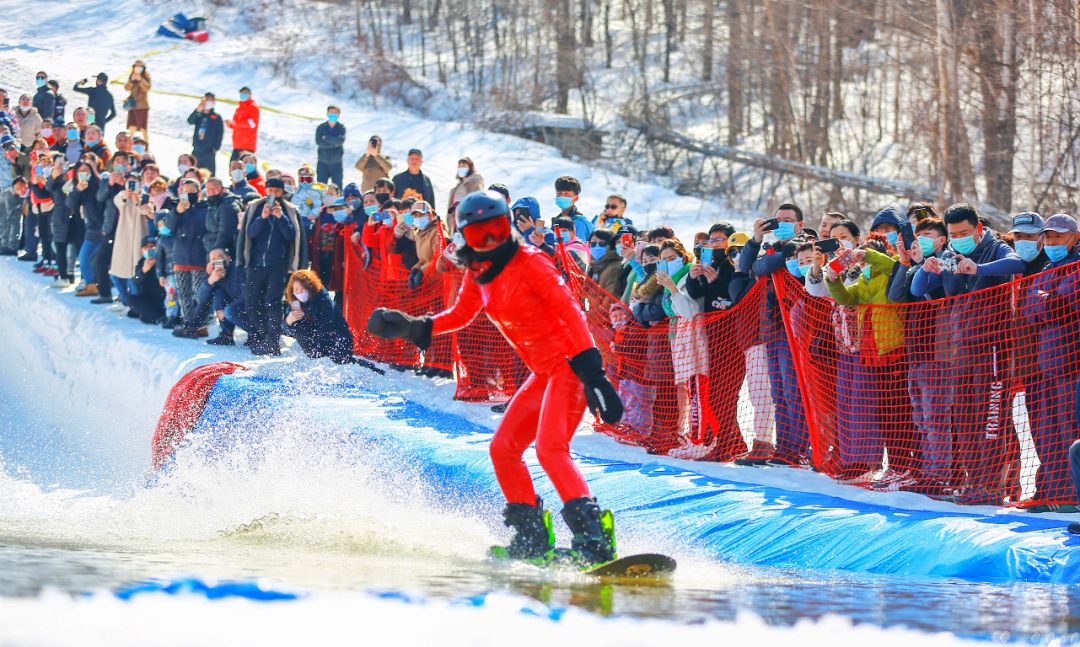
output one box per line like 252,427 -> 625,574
226,87 -> 260,161
367,190 -> 624,565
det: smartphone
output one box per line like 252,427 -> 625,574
621,233 -> 633,247
126,179 -> 137,191
266,194 -> 275,207
900,222 -> 916,249
213,259 -> 225,271
141,193 -> 149,205
535,219 -> 545,231
762,218 -> 780,232
179,191 -> 189,203
700,247 -> 714,265
290,300 -> 301,311
815,238 -> 841,254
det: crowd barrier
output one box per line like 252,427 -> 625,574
340,230 -> 1080,506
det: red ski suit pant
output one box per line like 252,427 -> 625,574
431,245 -> 595,505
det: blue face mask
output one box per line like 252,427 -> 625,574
590,244 -> 606,261
133,144 -> 146,155
158,225 -> 172,236
364,204 -> 379,216
244,163 -> 256,174
332,210 -> 348,224
862,266 -> 872,281
797,263 -> 812,277
299,182 -> 312,190
950,234 -> 977,255
559,230 -> 572,244
886,231 -> 899,247
555,196 -> 574,211
664,258 -> 685,276
327,113 -> 339,123
917,235 -> 937,257
1014,239 -> 1040,262
66,128 -> 78,140
785,258 -> 801,277
36,78 -> 46,88
414,216 -> 430,230
239,92 -> 250,101
1045,244 -> 1071,263
775,221 -> 796,241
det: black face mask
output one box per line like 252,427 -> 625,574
375,192 -> 391,206
644,262 -> 658,276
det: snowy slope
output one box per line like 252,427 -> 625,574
0,0 -> 745,242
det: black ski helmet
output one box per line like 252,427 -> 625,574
456,190 -> 509,231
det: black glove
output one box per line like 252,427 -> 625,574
568,348 -> 623,424
366,308 -> 433,349
407,267 -> 425,290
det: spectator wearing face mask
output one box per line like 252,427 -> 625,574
1020,214 -> 1080,509
0,89 -> 19,140
47,81 -> 66,125
553,175 -> 593,242
869,206 -> 906,253
685,223 -> 738,313
552,215 -> 589,271
15,94 -> 42,148
0,173 -> 26,256
1005,212 -> 1049,278
82,125 -> 110,166
240,153 -> 265,196
123,61 -> 151,139
314,105 -> 346,187
25,154 -> 56,269
202,178 -> 240,259
308,197 -> 353,306
67,160 -> 105,296
446,158 -> 484,234
738,203 -> 810,465
165,179 -> 211,336
354,135 -> 391,192
238,176 -> 305,356
823,235 -> 913,485
227,158 -> 258,201
128,236 -> 167,324
186,93 -> 223,176
32,72 -> 54,125
282,269 -> 355,364
73,73 -> 116,135
586,229 -> 626,298
227,87 -> 260,160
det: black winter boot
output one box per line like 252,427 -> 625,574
561,496 -> 617,566
491,497 -> 555,561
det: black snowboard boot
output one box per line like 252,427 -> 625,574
561,496 -> 617,566
493,497 -> 555,561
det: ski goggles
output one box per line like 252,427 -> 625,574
461,217 -> 511,249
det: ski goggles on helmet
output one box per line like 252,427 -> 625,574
461,216 -> 511,249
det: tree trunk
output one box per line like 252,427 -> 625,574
702,0 -> 715,81
663,0 -> 676,83
555,0 -> 576,113
935,0 -> 973,200
725,0 -> 743,145
973,0 -> 1018,211
604,0 -> 613,68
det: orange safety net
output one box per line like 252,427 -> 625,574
774,263 -> 1080,506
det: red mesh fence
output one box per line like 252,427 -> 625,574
774,262 -> 1080,506
341,234 -> 1080,507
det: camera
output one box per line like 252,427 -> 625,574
939,249 -> 960,272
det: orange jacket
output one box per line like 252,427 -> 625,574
230,99 -> 260,152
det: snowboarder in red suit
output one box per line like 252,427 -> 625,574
367,189 -> 624,564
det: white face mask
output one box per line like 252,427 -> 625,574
178,163 -> 190,174
456,166 -> 469,178
838,238 -> 854,250
294,289 -> 309,303
205,101 -> 215,111
230,169 -> 244,182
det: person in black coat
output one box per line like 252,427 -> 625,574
67,161 -> 107,295
685,223 -> 739,312
174,247 -> 244,343
391,148 -> 436,209
314,106 -> 346,187
73,74 -> 116,135
203,178 -> 239,257
164,178 -> 210,329
282,269 -> 355,364
188,93 -> 224,175
32,72 -> 55,125
129,236 -> 166,324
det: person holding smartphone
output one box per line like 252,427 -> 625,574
282,269 -> 356,364
353,134 -> 392,192
106,173 -> 150,309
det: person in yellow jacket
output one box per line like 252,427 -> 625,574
823,235 -> 915,488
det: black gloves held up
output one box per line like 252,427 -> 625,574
366,308 -> 433,350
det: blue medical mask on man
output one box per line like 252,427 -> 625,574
414,216 -> 430,230
775,221 -> 796,241
327,113 -> 339,123
239,91 -> 250,101
918,235 -> 937,257
886,230 -> 899,247
950,234 -> 977,255
244,162 -> 256,174
1045,244 -> 1071,263
555,196 -> 574,211
590,244 -> 606,261
1014,239 -> 1040,262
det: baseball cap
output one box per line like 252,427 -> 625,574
728,232 -> 751,248
1042,214 -> 1078,234
1009,212 -> 1044,235
407,148 -> 423,157
265,177 -> 285,190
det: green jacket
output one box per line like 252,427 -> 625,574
826,249 -> 904,356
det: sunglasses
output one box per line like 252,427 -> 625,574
605,204 -> 621,210
298,175 -> 314,183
